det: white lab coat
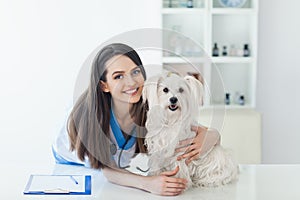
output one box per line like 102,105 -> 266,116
52,108 -> 136,168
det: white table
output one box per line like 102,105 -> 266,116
2,163 -> 300,199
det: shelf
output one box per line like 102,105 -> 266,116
163,56 -> 206,63
211,57 -> 253,63
211,8 -> 256,15
201,104 -> 254,110
161,0 -> 258,108
163,56 -> 253,64
162,8 -> 205,15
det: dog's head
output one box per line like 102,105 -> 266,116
143,72 -> 204,125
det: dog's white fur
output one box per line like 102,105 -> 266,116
142,72 -> 238,188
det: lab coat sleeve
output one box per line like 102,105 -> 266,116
52,108 -> 90,167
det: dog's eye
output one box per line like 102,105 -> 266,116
179,88 -> 184,93
163,88 -> 169,93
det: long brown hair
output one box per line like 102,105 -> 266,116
68,43 -> 147,169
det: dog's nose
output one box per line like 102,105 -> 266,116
169,97 -> 178,104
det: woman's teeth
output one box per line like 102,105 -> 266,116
124,88 -> 138,94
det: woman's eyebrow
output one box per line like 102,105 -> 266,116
130,66 -> 139,71
112,71 -> 124,76
111,67 -> 139,76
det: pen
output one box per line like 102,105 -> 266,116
70,176 -> 78,184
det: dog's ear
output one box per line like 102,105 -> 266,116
184,75 -> 204,108
142,75 -> 161,108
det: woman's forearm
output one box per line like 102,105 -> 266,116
202,127 -> 221,155
102,166 -> 187,196
102,167 -> 148,191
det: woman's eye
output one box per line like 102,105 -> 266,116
114,74 -> 123,80
132,69 -> 141,76
179,88 -> 184,93
163,88 -> 169,93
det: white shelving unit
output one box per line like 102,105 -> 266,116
161,0 -> 258,109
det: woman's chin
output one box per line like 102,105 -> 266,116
129,96 -> 141,104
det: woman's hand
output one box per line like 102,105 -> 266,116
143,166 -> 187,196
175,125 -> 220,165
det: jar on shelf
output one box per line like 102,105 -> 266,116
187,0 -> 193,8
168,25 -> 183,56
229,44 -> 237,56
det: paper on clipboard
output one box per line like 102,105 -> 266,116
24,175 -> 85,194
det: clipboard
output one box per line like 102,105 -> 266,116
23,175 -> 91,195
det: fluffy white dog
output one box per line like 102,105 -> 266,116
141,72 -> 238,188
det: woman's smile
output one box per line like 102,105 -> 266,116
102,55 -> 145,104
123,87 -> 139,95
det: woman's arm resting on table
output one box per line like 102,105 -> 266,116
176,125 -> 221,165
102,166 -> 187,196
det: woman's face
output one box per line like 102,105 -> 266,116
101,55 -> 145,105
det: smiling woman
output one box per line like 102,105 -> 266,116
100,55 -> 145,105
52,43 -> 221,196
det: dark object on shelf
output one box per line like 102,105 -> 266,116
239,95 -> 245,105
187,0 -> 193,8
168,0 -> 172,8
225,93 -> 230,105
243,44 -> 250,57
222,46 -> 227,56
212,43 -> 219,57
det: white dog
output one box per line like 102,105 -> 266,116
140,72 -> 238,188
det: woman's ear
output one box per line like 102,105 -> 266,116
100,81 -> 110,93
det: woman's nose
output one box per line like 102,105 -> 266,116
124,75 -> 136,86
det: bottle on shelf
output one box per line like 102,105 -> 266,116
187,0 -> 193,8
239,95 -> 245,105
168,0 -> 172,8
243,44 -> 250,57
225,93 -> 230,105
212,43 -> 219,57
222,46 -> 227,56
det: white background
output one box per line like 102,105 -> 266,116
0,0 -> 161,167
0,0 -> 299,169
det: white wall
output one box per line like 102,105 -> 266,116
257,0 -> 300,163
0,0 -> 161,167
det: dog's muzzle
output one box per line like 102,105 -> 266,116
168,97 -> 178,111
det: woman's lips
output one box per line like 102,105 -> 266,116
124,88 -> 139,96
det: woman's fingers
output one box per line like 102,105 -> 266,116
163,177 -> 187,195
166,182 -> 186,189
177,143 -> 200,160
185,151 -> 200,165
160,166 -> 179,176
177,137 -> 194,147
165,176 -> 188,186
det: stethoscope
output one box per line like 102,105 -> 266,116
110,127 -> 135,169
110,127 -> 149,173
